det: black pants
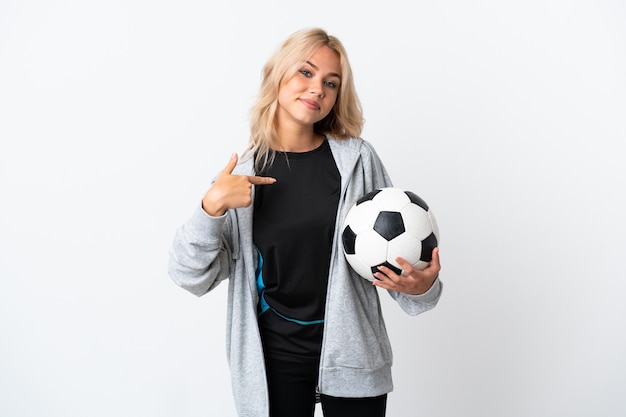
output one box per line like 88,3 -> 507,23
264,357 -> 387,417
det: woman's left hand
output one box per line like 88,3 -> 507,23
372,247 -> 441,295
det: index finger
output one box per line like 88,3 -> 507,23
248,175 -> 277,185
222,152 -> 239,175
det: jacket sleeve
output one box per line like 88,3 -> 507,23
388,277 -> 443,315
168,203 -> 234,297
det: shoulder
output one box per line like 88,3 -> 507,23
325,135 -> 389,185
326,135 -> 379,157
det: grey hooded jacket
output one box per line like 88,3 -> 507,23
168,136 -> 443,417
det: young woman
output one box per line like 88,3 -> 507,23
169,27 -> 443,417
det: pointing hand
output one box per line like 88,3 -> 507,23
202,153 -> 276,216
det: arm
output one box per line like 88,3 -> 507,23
168,205 -> 234,297
359,140 -> 443,315
168,153 -> 276,296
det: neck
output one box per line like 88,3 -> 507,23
275,125 -> 323,153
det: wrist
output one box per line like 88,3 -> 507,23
202,193 -> 226,217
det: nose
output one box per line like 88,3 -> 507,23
310,79 -> 324,98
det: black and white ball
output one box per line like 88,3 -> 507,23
341,187 -> 440,282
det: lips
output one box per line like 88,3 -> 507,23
300,99 -> 320,111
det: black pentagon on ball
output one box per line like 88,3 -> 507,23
370,261 -> 403,280
342,225 -> 357,255
420,232 -> 438,261
405,191 -> 429,211
373,211 -> 405,241
356,189 -> 382,205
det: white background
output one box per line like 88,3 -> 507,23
1,1 -> 625,416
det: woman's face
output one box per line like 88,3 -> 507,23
276,45 -> 342,129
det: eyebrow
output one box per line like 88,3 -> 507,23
305,60 -> 341,79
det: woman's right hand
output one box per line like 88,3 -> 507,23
202,153 -> 276,216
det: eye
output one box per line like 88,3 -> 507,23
324,80 -> 338,89
300,69 -> 312,77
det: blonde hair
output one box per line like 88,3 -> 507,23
247,27 -> 364,172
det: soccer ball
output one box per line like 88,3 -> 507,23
341,187 -> 439,282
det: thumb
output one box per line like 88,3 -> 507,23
222,152 -> 238,175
